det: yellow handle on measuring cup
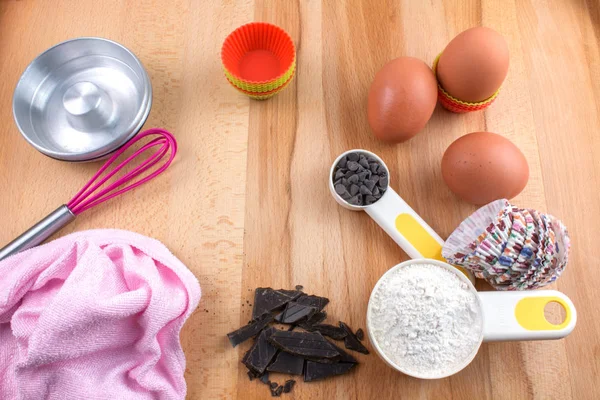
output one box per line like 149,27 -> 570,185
478,290 -> 577,341
364,187 -> 475,283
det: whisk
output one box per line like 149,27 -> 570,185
0,128 -> 177,262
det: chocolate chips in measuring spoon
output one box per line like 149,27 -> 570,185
333,152 -> 389,206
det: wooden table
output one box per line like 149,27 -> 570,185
1,1 -> 599,399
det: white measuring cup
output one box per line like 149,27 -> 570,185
366,259 -> 577,379
329,149 -> 475,282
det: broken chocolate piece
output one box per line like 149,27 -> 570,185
243,327 -> 279,374
227,313 -> 274,347
270,385 -> 284,397
274,302 -> 317,324
329,342 -> 358,364
247,371 -> 256,381
310,324 -> 347,341
269,381 -> 278,389
252,288 -> 301,319
304,361 -> 355,382
295,285 -> 304,291
297,311 -> 327,331
283,380 -> 296,393
339,322 -> 369,354
261,373 -> 271,385
355,328 -> 364,341
267,351 -> 305,375
269,330 -> 340,360
295,295 -> 329,311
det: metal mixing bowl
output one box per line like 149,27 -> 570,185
13,37 -> 152,162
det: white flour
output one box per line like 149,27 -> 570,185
368,263 -> 483,378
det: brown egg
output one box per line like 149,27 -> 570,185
437,27 -> 509,103
367,57 -> 438,143
441,132 -> 529,205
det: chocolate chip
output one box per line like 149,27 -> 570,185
350,184 -> 359,196
359,156 -> 370,169
369,163 -> 378,173
364,180 -> 376,191
347,152 -> 359,162
341,178 -> 348,186
334,184 -> 346,195
356,164 -> 365,173
347,161 -> 359,171
334,179 -> 341,187
372,186 -> 380,196
371,175 -> 379,184
348,175 -> 359,184
340,191 -> 351,200
271,385 -> 284,397
359,185 -> 372,195
379,176 -> 389,188
344,170 -> 354,179
365,196 -> 376,205
348,195 -> 362,206
334,170 -> 345,180
379,169 -> 387,177
338,156 -> 347,168
357,171 -> 370,181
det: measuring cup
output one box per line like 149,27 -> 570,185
329,149 -> 474,282
366,259 -> 577,379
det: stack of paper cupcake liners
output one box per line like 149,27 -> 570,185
442,199 -> 570,290
221,22 -> 296,100
432,54 -> 500,113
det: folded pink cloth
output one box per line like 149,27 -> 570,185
0,229 -> 201,400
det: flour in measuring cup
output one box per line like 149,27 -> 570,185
368,263 -> 483,378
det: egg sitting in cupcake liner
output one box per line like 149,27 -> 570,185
442,199 -> 570,290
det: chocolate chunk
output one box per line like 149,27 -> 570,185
379,176 -> 389,189
304,361 -> 355,382
339,322 -> 369,354
334,170 -> 345,180
298,311 -> 327,330
347,152 -> 359,162
359,185 -> 372,195
283,380 -> 296,393
347,161 -> 359,171
365,195 -> 377,205
369,163 -> 379,173
270,385 -> 284,397
295,285 -> 304,291
227,312 -> 274,347
334,184 -> 346,195
348,174 -> 359,184
261,373 -> 271,385
269,381 -> 278,389
356,328 -> 364,341
350,184 -> 359,196
296,295 -> 329,311
252,288 -> 301,319
359,156 -> 370,169
267,351 -> 305,375
310,324 -> 347,340
274,302 -> 317,324
329,342 -> 358,363
268,331 -> 340,360
243,327 -> 279,374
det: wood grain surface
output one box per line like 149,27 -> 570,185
1,0 -> 599,399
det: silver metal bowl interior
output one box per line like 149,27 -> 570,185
13,37 -> 152,161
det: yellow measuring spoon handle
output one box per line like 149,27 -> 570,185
364,187 -> 474,282
478,290 -> 577,341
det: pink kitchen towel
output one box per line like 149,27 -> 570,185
0,229 -> 201,400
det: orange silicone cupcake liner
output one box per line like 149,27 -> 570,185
432,54 -> 500,113
221,22 -> 296,90
228,71 -> 294,100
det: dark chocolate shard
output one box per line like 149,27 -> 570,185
295,285 -> 304,291
252,288 -> 301,319
329,342 -> 358,364
355,328 -> 364,341
297,311 -> 327,331
268,330 -> 340,360
270,385 -> 284,397
274,302 -> 317,324
260,373 -> 271,385
283,380 -> 296,393
339,322 -> 369,354
269,381 -> 278,389
247,370 -> 256,381
295,295 -> 330,311
304,361 -> 356,382
310,324 -> 347,340
243,327 -> 279,374
267,351 -> 305,375
227,313 -> 274,347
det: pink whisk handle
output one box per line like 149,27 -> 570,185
0,128 -> 177,262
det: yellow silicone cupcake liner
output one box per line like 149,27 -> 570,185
224,60 -> 295,93
432,54 -> 500,113
229,71 -> 294,100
